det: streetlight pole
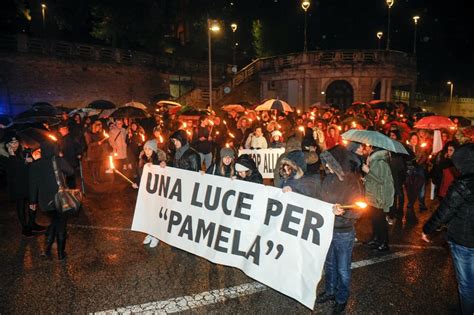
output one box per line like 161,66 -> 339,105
231,23 -> 237,70
447,81 -> 454,115
386,0 -> 394,50
377,31 -> 383,49
413,15 -> 420,54
41,3 -> 47,33
207,19 -> 220,110
301,1 -> 310,52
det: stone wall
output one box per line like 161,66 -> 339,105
0,53 -> 171,114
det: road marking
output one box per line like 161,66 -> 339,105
94,249 -> 424,314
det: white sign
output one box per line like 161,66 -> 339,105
238,148 -> 285,178
132,165 -> 335,309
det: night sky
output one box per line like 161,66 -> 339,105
1,0 -> 472,96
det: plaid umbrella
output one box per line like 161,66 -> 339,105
342,129 -> 409,154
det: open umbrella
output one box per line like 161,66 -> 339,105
123,101 -> 148,110
342,129 -> 409,154
156,100 -> 182,108
221,104 -> 246,112
414,116 -> 456,130
14,108 -> 60,125
255,99 -> 293,112
87,100 -> 116,110
310,102 -> 330,110
110,106 -> 150,119
177,105 -> 210,116
16,127 -> 58,150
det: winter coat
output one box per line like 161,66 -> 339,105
59,133 -> 82,168
193,126 -> 212,154
423,143 -> 474,248
245,134 -> 268,149
319,146 -> 365,232
173,143 -> 201,172
29,142 -> 74,212
108,126 -> 128,160
364,149 -> 394,212
273,136 -> 303,187
85,131 -> 107,161
389,152 -> 407,193
235,154 -> 263,184
278,156 -> 317,197
6,150 -> 29,200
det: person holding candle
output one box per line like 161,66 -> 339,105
315,145 -> 365,314
108,119 -> 128,173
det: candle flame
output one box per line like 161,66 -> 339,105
108,155 -> 115,170
351,121 -> 356,128
449,126 -> 456,130
381,120 -> 385,125
421,142 -> 427,148
48,134 -> 57,141
337,125 -> 342,131
225,143 -> 230,148
406,140 -> 410,145
342,139 -> 348,145
355,201 -> 368,209
114,152 -> 118,157
140,133 -> 145,142
216,131 -> 220,135
103,130 -> 109,138
186,130 -> 191,136
400,114 -> 404,118
429,154 -> 432,159
182,122 -> 187,128
159,135 -> 164,143
228,132 -> 235,139
223,120 -> 227,125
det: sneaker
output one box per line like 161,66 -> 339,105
316,292 -> 335,304
332,302 -> 347,314
386,216 -> 395,225
376,243 -> 390,252
149,237 -> 159,248
143,234 -> 153,245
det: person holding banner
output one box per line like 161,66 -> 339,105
206,147 -> 235,178
133,140 -> 167,248
234,154 -> 263,184
169,130 -> 201,172
316,145 -> 365,314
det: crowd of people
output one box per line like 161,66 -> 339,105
1,102 -> 473,314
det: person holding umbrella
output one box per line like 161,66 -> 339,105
4,134 -> 45,237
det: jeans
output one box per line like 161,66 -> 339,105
199,152 -> 212,170
324,230 -> 355,304
448,241 -> 474,315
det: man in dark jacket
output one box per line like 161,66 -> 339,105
29,141 -> 74,260
315,145 -> 365,314
422,143 -> 474,315
58,124 -> 83,189
169,130 -> 201,172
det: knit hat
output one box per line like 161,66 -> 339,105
144,140 -> 158,153
220,147 -> 235,159
271,130 -> 282,138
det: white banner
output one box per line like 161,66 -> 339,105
131,165 -> 334,309
238,148 -> 285,178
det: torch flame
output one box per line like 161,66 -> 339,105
216,131 -> 220,135
48,134 -> 58,141
342,139 -> 348,145
182,122 -> 187,128
223,120 -> 227,125
355,201 -> 368,209
381,120 -> 385,125
103,130 -> 109,138
421,142 -> 427,148
159,135 -> 164,143
108,155 -> 115,170
225,143 -> 230,148
337,125 -> 342,131
228,132 -> 235,139
351,121 -> 357,128
140,133 -> 145,142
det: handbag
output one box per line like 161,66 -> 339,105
52,157 -> 83,214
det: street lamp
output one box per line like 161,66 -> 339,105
301,0 -> 310,52
376,31 -> 383,49
413,16 -> 420,54
208,19 -> 220,109
41,3 -> 47,32
386,0 -> 395,50
231,23 -> 237,70
447,81 -> 454,115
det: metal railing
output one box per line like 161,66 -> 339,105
393,89 -> 474,103
0,33 -> 227,75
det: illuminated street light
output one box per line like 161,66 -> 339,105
386,0 -> 395,50
231,23 -> 238,71
41,3 -> 47,32
413,15 -> 420,54
376,31 -> 383,49
301,0 -> 310,52
208,19 -> 220,109
447,81 -> 454,115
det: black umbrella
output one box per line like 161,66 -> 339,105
13,108 -> 60,125
31,102 -> 55,112
110,106 -> 150,119
16,127 -> 58,150
87,100 -> 116,110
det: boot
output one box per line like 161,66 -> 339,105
57,236 -> 67,261
28,209 -> 46,232
41,225 -> 55,258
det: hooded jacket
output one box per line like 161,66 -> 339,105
235,154 -> 263,184
423,143 -> 474,247
170,130 -> 201,172
29,142 -> 74,212
320,146 -> 365,232
364,149 -> 394,212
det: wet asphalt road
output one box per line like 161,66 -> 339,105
0,169 -> 461,314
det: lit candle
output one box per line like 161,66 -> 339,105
48,134 -> 58,141
421,142 -> 427,148
159,135 -> 164,143
228,132 -> 235,139
140,133 -> 145,142
108,155 -> 115,169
